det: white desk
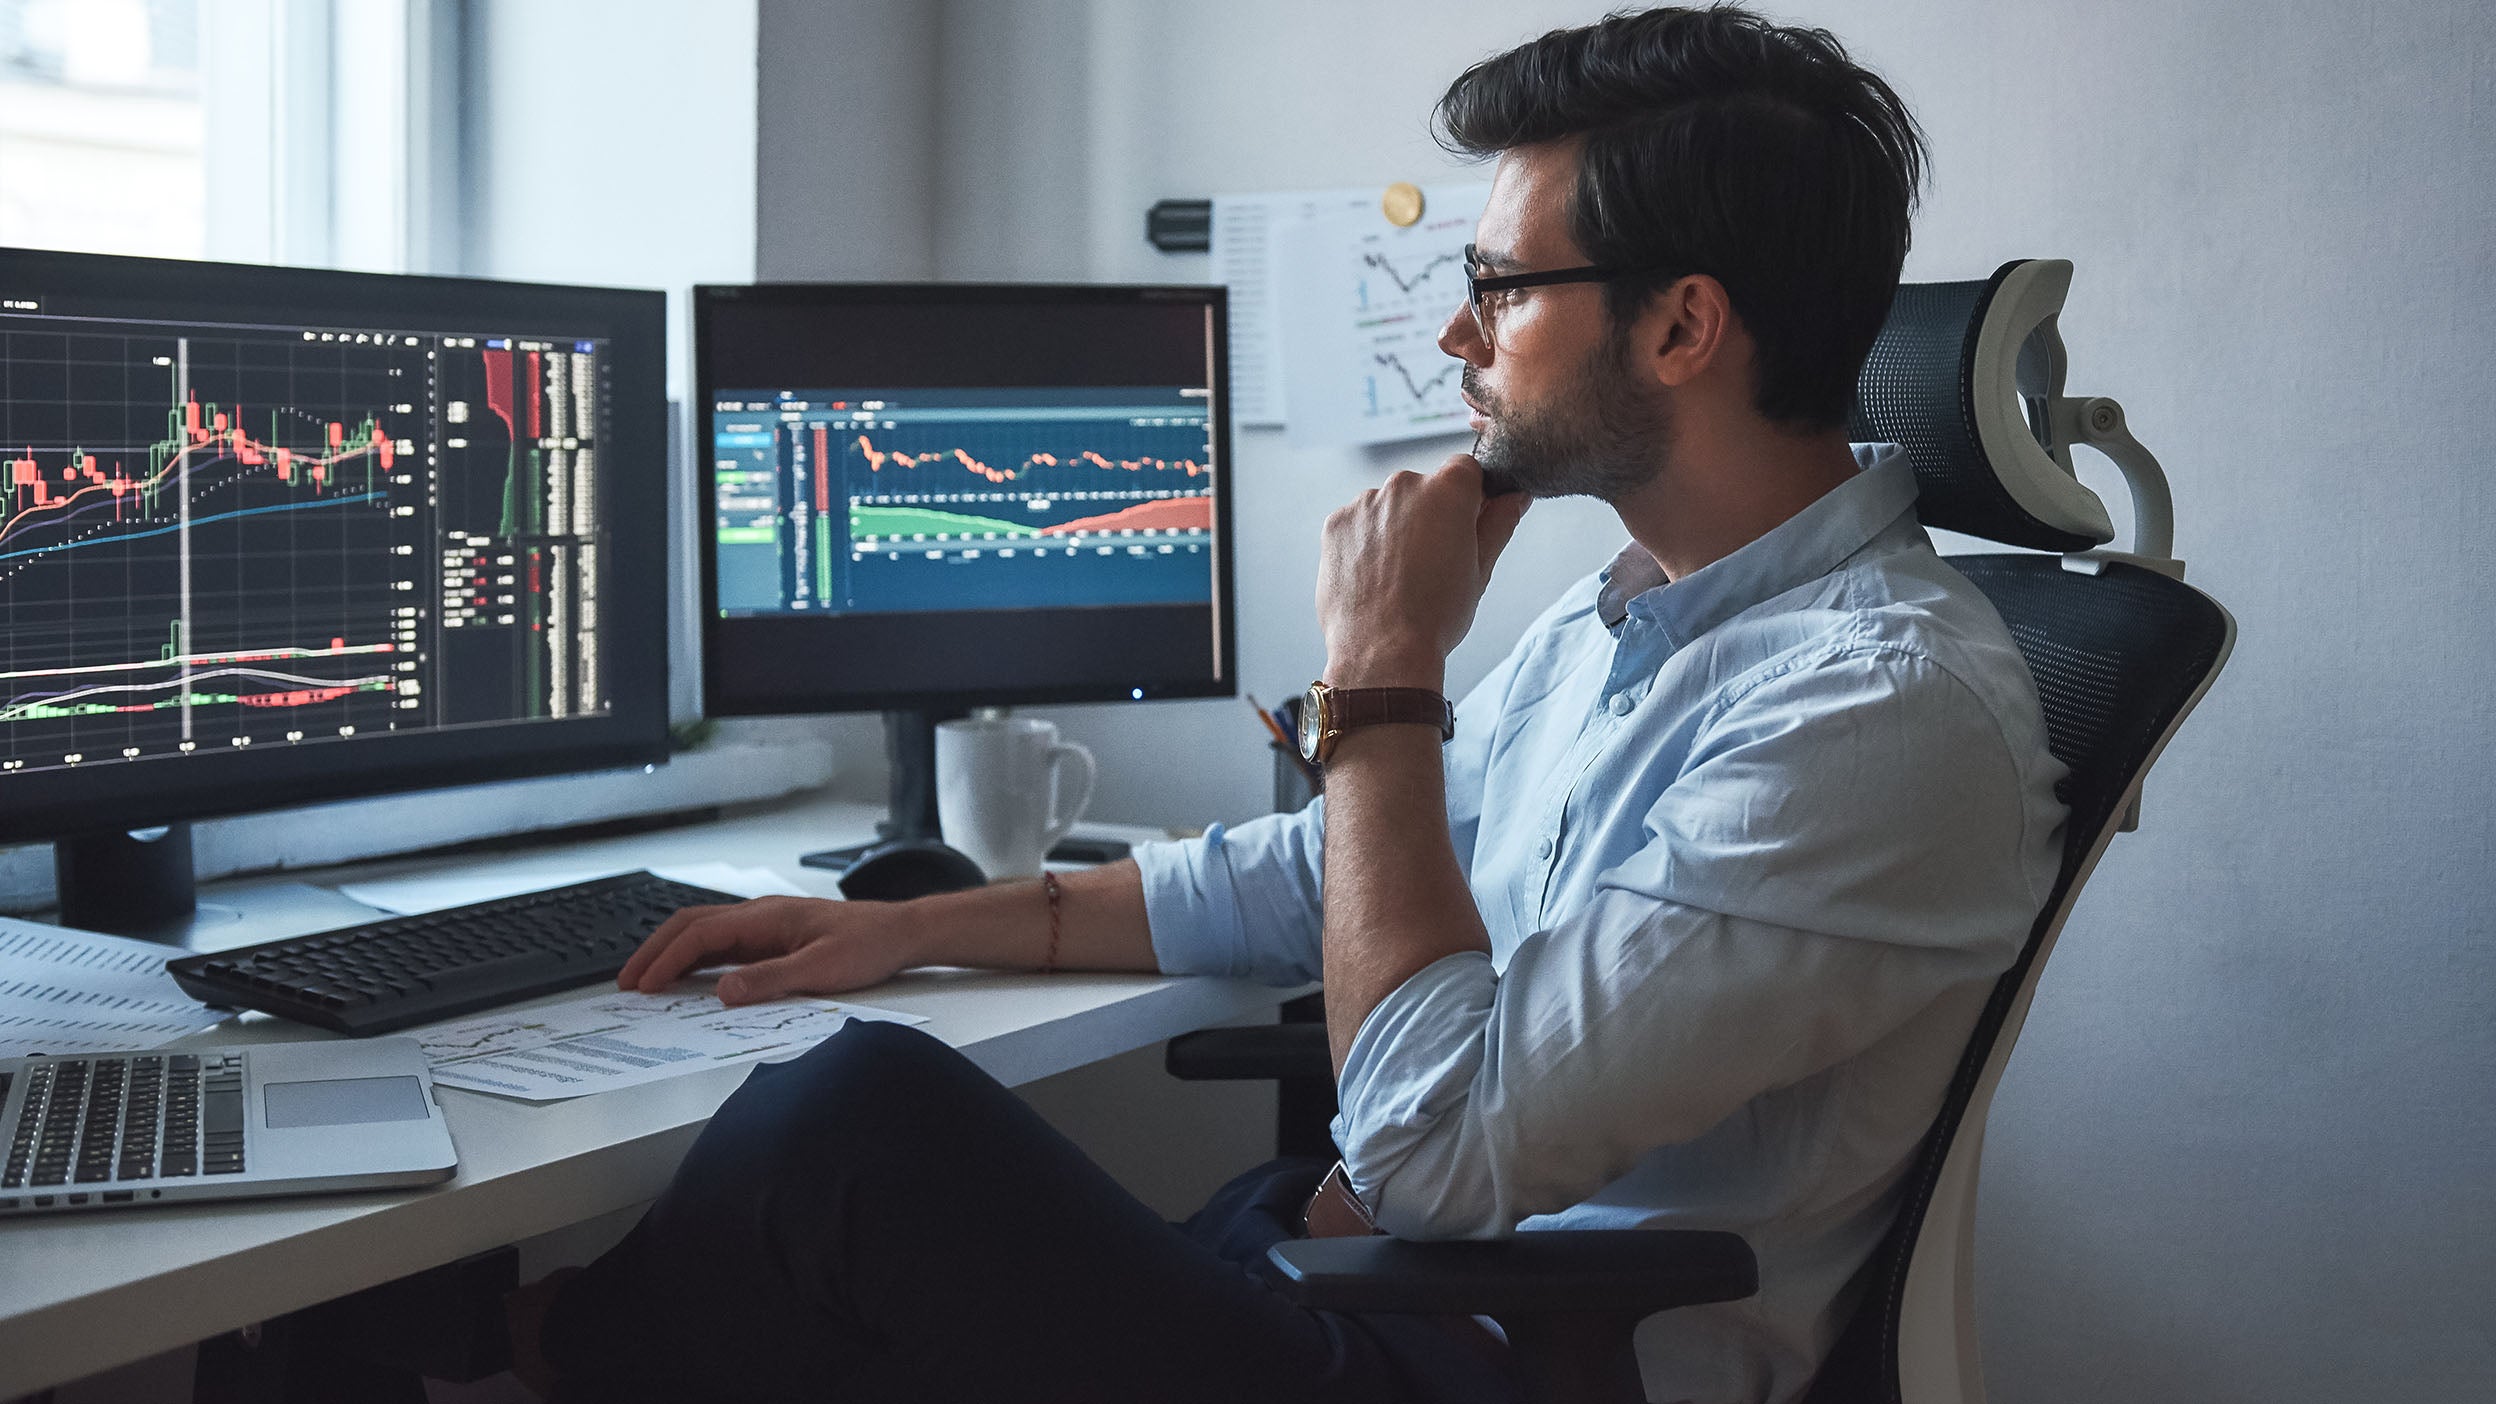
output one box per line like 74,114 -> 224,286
0,792 -> 1299,1399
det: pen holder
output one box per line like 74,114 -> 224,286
1271,695 -> 1322,813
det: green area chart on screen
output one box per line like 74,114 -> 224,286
847,496 -> 1212,542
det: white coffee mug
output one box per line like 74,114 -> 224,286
935,715 -> 1097,881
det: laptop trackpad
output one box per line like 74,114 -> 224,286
263,1076 -> 432,1129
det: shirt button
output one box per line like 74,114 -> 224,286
1609,693 -> 1635,717
1536,837 -> 1555,860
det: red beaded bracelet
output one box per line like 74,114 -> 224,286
1040,871 -> 1063,975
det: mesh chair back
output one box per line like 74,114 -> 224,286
1801,257 -> 2235,1403
1802,559 -> 2233,1404
1850,263 -> 2109,553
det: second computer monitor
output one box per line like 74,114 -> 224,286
694,285 -> 1234,716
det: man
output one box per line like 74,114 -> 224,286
519,8 -> 2065,1402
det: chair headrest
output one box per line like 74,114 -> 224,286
1851,259 -> 2115,553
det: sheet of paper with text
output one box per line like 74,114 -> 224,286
1209,188 -> 1377,428
1273,183 -> 1489,450
0,918 -> 229,1059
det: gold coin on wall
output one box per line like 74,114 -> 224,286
1381,182 -> 1425,227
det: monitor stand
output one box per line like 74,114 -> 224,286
799,708 -> 966,873
54,823 -> 199,939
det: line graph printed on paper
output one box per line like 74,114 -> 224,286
1370,352 -> 1459,407
699,1004 -> 860,1041
1347,213 -> 1475,435
1358,249 -> 1465,299
583,993 -> 718,1019
415,1018 -> 565,1064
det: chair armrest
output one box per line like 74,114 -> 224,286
1165,1022 -> 1333,1081
1264,1230 -> 1757,1318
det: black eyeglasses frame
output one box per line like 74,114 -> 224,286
1461,244 -> 1678,341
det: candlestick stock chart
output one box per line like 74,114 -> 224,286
0,313 -> 611,777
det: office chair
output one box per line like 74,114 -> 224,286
1166,259 -> 2237,1404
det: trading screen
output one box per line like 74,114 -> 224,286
711,386 -> 1216,617
0,306 -> 612,779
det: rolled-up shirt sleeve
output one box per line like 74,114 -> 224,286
1330,648 -> 2056,1241
1133,635 -> 1539,987
1132,799 -> 1329,984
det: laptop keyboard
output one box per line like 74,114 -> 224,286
2,1053 -> 244,1204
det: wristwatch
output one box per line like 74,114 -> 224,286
1298,681 -> 1455,764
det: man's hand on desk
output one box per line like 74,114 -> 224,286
618,860 -> 1163,1004
623,896 -> 921,1004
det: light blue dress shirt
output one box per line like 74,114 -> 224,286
1133,445 -> 2067,1404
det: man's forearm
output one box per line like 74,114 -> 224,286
1319,727 -> 1493,1072
904,858 -> 1160,974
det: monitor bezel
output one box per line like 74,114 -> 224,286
0,246 -> 673,844
693,281 -> 1238,717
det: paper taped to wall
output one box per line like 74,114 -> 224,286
1210,188 -> 1378,427
1273,183 -> 1488,449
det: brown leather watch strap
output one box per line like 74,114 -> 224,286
1329,686 -> 1455,739
1303,1160 -> 1382,1238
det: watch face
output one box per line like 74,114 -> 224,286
1299,685 -> 1326,761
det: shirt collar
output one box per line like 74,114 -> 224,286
1595,443 -> 1921,640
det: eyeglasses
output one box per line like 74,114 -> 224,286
1462,243 -> 1658,346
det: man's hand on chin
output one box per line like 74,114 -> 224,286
1316,453 -> 1531,689
1312,454 -> 1524,1073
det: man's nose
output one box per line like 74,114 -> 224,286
1439,300 -> 1489,365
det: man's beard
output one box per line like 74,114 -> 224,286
1466,325 -> 1671,503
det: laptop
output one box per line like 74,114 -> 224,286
0,1037 -> 457,1216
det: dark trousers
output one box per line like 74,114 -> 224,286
541,1019 -> 1521,1404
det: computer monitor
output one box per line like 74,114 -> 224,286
694,283 -> 1234,862
0,248 -> 671,933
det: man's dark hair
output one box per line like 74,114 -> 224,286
1435,5 -> 1927,430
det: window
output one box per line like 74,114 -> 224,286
0,0 -> 205,260
0,0 -> 442,272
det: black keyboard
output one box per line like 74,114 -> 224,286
1,1053 -> 239,1210
165,872 -> 740,1036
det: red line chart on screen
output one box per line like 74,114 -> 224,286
708,388 -> 1221,616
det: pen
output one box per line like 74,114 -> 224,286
1247,694 -> 1324,785
1244,693 -> 1295,752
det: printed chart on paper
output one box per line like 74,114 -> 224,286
1272,184 -> 1488,449
415,977 -> 926,1101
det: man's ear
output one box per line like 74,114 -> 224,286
1642,274 -> 1736,391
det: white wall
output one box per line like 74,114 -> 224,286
755,0 -> 2496,1399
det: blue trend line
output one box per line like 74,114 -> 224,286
0,492 -> 388,564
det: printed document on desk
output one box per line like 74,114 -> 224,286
0,917 -> 229,1058
417,975 -> 925,1102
